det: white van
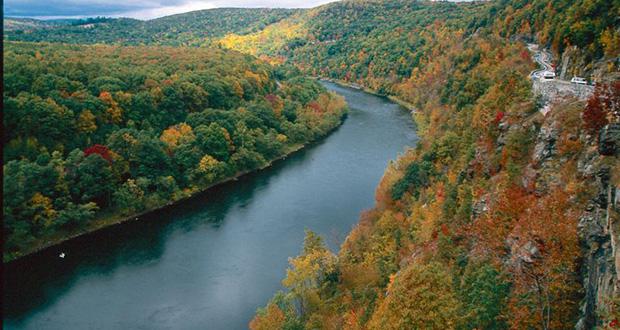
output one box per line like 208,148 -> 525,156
571,76 -> 587,85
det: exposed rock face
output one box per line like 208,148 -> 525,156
558,44 -> 620,84
577,204 -> 615,330
472,194 -> 489,219
529,45 -> 619,327
576,150 -> 619,329
507,236 -> 542,266
577,180 -> 617,329
599,124 -> 620,156
558,46 -> 588,81
532,121 -> 558,167
521,164 -> 538,193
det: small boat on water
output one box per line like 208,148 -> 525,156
59,252 -> 66,258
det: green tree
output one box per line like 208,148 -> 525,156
114,179 -> 146,214
195,123 -> 232,161
458,262 -> 510,330
67,152 -> 115,206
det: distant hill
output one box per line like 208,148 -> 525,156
219,0 -> 491,91
3,8 -> 300,46
218,0 -> 618,90
3,17 -> 72,31
12,0 -> 614,90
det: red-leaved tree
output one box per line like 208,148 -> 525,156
84,144 -> 112,163
583,82 -> 620,133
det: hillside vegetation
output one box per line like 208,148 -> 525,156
218,0 -> 619,89
241,0 -> 619,329
4,8 -> 299,46
3,42 -> 346,261
3,18 -> 70,31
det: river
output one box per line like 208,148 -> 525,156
3,82 -> 417,330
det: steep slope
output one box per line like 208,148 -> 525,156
220,0 -> 618,90
246,0 -> 619,328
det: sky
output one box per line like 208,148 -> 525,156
4,0 -> 340,20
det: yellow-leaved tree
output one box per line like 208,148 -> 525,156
282,230 -> 337,318
160,123 -> 195,150
250,230 -> 337,330
191,154 -> 223,186
368,261 -> 460,330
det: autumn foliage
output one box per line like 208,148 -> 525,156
84,144 -> 112,163
253,2 -> 600,324
3,42 -> 347,260
583,82 -> 620,133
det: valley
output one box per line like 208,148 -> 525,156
3,0 -> 619,328
3,82 -> 415,330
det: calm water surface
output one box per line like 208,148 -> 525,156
3,82 -> 416,329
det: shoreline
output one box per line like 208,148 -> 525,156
4,115 -> 346,264
317,77 -> 417,112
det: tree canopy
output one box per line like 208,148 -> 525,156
3,42 -> 346,260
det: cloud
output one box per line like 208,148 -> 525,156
4,0 -> 340,19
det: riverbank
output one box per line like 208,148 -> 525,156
4,83 -> 416,329
315,77 -> 417,112
4,113 -> 347,263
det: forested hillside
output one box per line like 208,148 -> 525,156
3,42 -> 346,261
492,0 -> 619,63
223,1 -> 491,89
3,18 -> 71,31
6,0 -> 617,70
219,0 -> 619,90
245,0 -> 620,329
4,8 -> 299,46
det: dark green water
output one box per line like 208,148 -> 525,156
3,82 -> 416,330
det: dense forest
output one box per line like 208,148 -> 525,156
242,0 -> 620,329
3,18 -> 70,31
3,42 -> 346,260
7,1 -> 617,78
218,0 -> 619,91
4,8 -> 298,46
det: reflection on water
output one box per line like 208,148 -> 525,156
4,82 -> 416,330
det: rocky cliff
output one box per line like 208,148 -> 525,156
530,69 -> 619,328
576,124 -> 620,329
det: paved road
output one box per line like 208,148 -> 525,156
527,43 -> 593,115
529,43 -> 554,79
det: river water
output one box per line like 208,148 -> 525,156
3,82 -> 416,330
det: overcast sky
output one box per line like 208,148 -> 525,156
4,0 -> 340,20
